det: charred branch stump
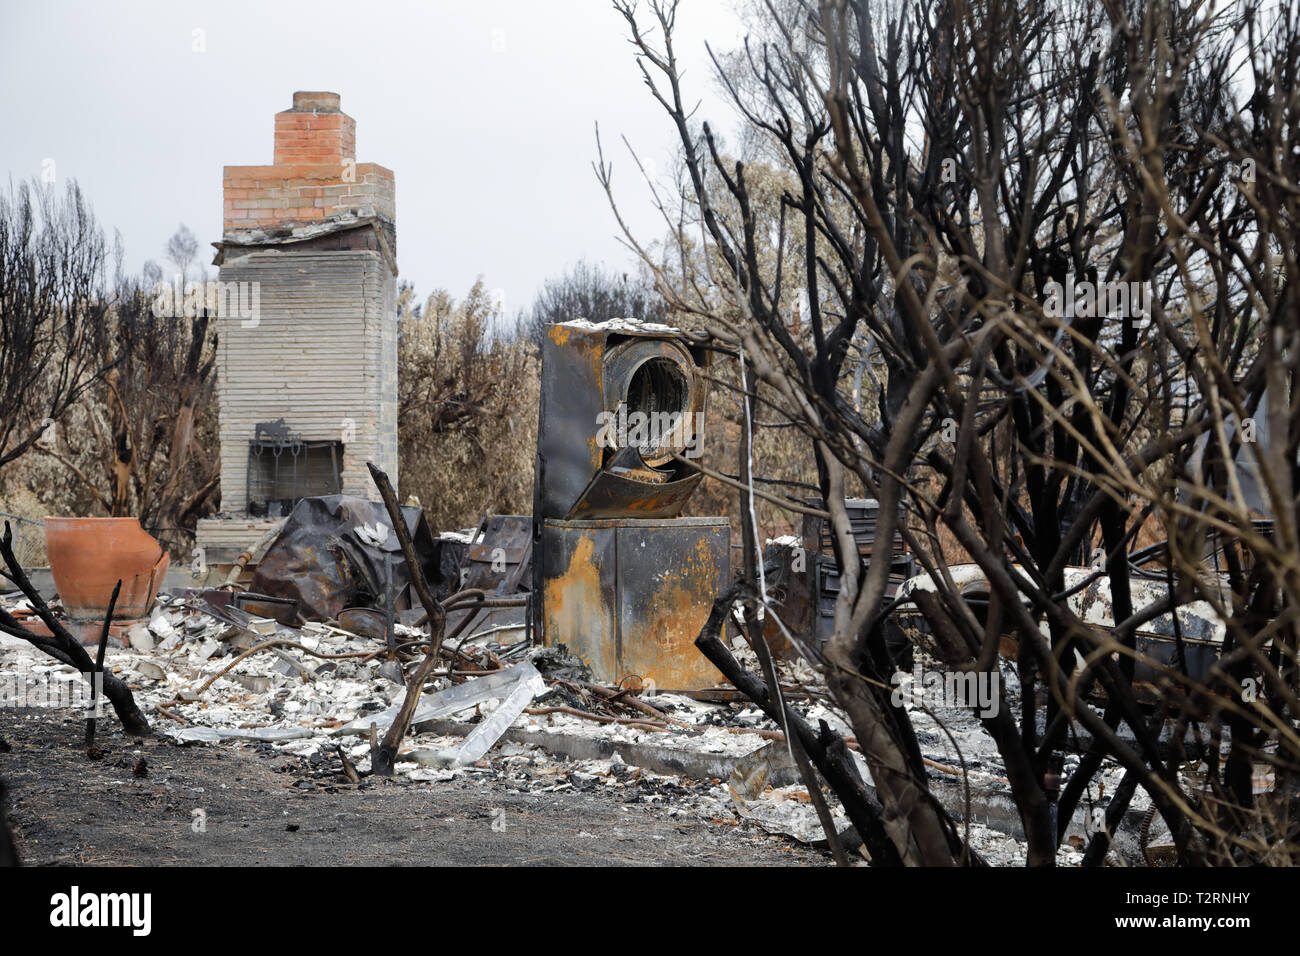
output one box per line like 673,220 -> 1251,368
694,582 -> 907,866
367,463 -> 447,776
0,779 -> 17,867
84,580 -> 120,753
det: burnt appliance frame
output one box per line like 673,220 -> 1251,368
531,320 -> 729,690
532,323 -> 710,525
538,516 -> 729,689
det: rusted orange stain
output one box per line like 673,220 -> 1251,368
542,535 -> 617,682
620,533 -> 724,689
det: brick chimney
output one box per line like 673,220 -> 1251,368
198,91 -> 399,569
223,91 -> 395,236
273,91 -> 355,165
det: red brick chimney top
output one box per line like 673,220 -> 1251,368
223,91 -> 395,242
273,91 -> 356,166
291,91 -> 340,111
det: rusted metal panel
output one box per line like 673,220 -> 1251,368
462,515 -> 532,592
540,520 -> 619,682
534,326 -> 612,522
540,517 -> 728,690
615,519 -> 729,690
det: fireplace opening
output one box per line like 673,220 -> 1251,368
246,419 -> 343,517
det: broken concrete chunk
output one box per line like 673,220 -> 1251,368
728,741 -> 797,803
134,660 -> 167,682
271,651 -> 313,678
127,623 -> 155,652
729,743 -> 775,802
220,626 -> 258,651
148,614 -> 175,639
399,749 -> 448,768
736,791 -> 858,849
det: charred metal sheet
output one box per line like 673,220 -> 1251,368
1132,633 -> 1222,690
540,517 -> 728,690
1073,571 -> 1225,646
801,497 -> 907,558
1074,570 -> 1225,687
232,592 -> 299,626
567,470 -> 703,519
460,515 -> 532,594
337,607 -> 387,641
759,540 -> 815,660
429,662 -> 548,767
431,535 -> 469,603
436,515 -> 534,644
333,662 -> 543,738
801,498 -> 913,654
250,495 -> 440,622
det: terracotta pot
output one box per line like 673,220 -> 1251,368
44,517 -> 171,621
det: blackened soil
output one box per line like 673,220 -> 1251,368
0,709 -> 826,866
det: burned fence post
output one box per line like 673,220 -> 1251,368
84,580 -> 121,752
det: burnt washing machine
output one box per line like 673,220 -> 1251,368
531,319 -> 729,691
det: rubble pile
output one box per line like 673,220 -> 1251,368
0,588 -> 868,854
0,543 -> 1156,866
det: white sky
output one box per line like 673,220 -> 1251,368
0,0 -> 744,314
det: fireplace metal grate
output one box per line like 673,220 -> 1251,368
246,419 -> 343,517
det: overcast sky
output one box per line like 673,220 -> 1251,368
0,0 -> 744,316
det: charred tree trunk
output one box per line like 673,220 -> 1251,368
0,779 -> 18,867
